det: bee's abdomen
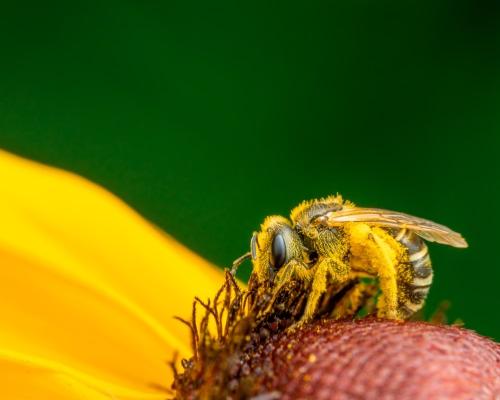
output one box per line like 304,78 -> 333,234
392,228 -> 433,317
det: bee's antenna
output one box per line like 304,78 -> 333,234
230,252 -> 251,276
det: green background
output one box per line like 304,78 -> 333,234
1,1 -> 499,339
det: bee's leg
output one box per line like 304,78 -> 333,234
368,229 -> 401,320
299,258 -> 350,324
330,280 -> 378,319
273,259 -> 312,291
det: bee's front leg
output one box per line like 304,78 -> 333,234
273,259 -> 312,291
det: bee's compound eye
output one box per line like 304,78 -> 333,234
271,233 -> 287,269
250,233 -> 258,260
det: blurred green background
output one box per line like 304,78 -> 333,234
0,1 -> 499,339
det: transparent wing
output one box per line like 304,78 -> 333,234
315,207 -> 468,248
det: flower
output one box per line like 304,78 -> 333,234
0,150 -> 225,399
241,319 -> 500,400
170,271 -> 500,399
2,150 -> 499,400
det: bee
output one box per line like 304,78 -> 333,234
234,195 -> 467,323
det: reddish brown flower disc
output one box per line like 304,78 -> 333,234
245,319 -> 500,400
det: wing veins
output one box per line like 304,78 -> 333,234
317,207 -> 468,248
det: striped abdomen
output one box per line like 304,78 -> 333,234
392,228 -> 433,318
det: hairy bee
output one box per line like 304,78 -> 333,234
234,195 -> 467,323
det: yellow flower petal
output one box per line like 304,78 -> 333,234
0,350 -> 163,400
0,150 -> 225,398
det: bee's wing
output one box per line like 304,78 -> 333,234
315,207 -> 468,248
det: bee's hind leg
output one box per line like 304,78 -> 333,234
369,229 -> 401,320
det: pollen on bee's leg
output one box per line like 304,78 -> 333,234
296,296 -> 318,326
299,262 -> 330,324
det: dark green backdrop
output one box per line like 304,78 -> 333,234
1,1 -> 499,339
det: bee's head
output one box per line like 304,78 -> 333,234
250,215 -> 304,284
